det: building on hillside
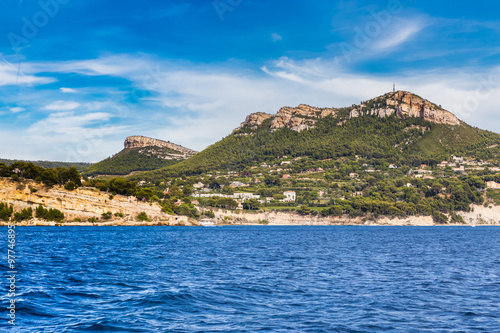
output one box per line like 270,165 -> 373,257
282,174 -> 292,179
486,181 -> 500,189
283,191 -> 296,202
233,192 -> 260,200
193,182 -> 205,189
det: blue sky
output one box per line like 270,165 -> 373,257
1,0 -> 500,162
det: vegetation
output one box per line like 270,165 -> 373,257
133,115 -> 500,181
13,207 -> 33,222
0,159 -> 90,171
35,205 -> 65,222
0,161 -> 82,188
0,203 -> 13,221
83,146 -> 185,176
137,212 -> 150,222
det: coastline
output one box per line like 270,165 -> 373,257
1,178 -> 499,227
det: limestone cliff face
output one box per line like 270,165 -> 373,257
236,104 -> 336,133
349,91 -> 460,125
0,178 -> 190,225
235,91 -> 460,133
270,104 -> 336,132
124,136 -> 197,156
234,112 -> 273,132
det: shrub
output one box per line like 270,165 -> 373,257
0,203 -> 14,221
432,211 -> 448,223
35,205 -> 64,222
101,212 -> 113,220
137,212 -> 150,222
13,207 -> 33,221
203,210 -> 215,218
64,181 -> 78,191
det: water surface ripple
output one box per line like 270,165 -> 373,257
3,226 -> 500,332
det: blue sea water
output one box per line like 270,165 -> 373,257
2,226 -> 500,332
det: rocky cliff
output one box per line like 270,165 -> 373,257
349,91 -> 460,125
236,91 -> 460,132
0,178 -> 190,225
124,136 -> 197,157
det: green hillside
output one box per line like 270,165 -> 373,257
131,115 -> 500,181
83,146 -> 185,176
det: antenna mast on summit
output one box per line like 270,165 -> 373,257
393,83 -> 395,92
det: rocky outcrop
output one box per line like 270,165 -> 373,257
0,178 -> 191,225
234,112 -> 273,132
270,104 -> 335,132
236,90 -> 460,133
349,91 -> 460,125
237,104 -> 336,133
124,136 -> 197,156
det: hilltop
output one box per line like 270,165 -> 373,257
83,136 -> 197,176
134,91 -> 500,180
235,91 -> 459,133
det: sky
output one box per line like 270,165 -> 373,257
0,0 -> 500,162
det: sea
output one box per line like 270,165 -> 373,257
2,226 -> 500,332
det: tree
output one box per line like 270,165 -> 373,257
108,178 -> 136,196
0,203 -> 13,221
298,205 -> 311,215
64,181 -> 78,191
13,207 -> 33,221
243,199 -> 261,210
41,169 -> 59,187
137,212 -> 150,222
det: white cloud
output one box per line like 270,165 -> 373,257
43,100 -> 81,111
373,21 -> 425,51
60,87 -> 77,93
3,54 -> 500,161
0,62 -> 55,86
271,33 -> 282,41
10,107 -> 25,113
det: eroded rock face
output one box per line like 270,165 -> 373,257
349,91 -> 460,125
270,105 -> 336,132
237,104 -> 336,133
236,91 -> 460,133
124,136 -> 197,156
0,178 -> 190,225
234,112 -> 273,132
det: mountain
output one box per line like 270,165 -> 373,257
132,91 -> 500,181
83,136 -> 197,176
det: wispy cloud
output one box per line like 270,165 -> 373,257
2,52 -> 500,161
271,33 -> 282,41
43,100 -> 81,111
60,87 -> 77,93
10,106 -> 25,113
373,20 -> 426,51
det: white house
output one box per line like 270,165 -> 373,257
283,191 -> 296,202
486,181 -> 500,189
